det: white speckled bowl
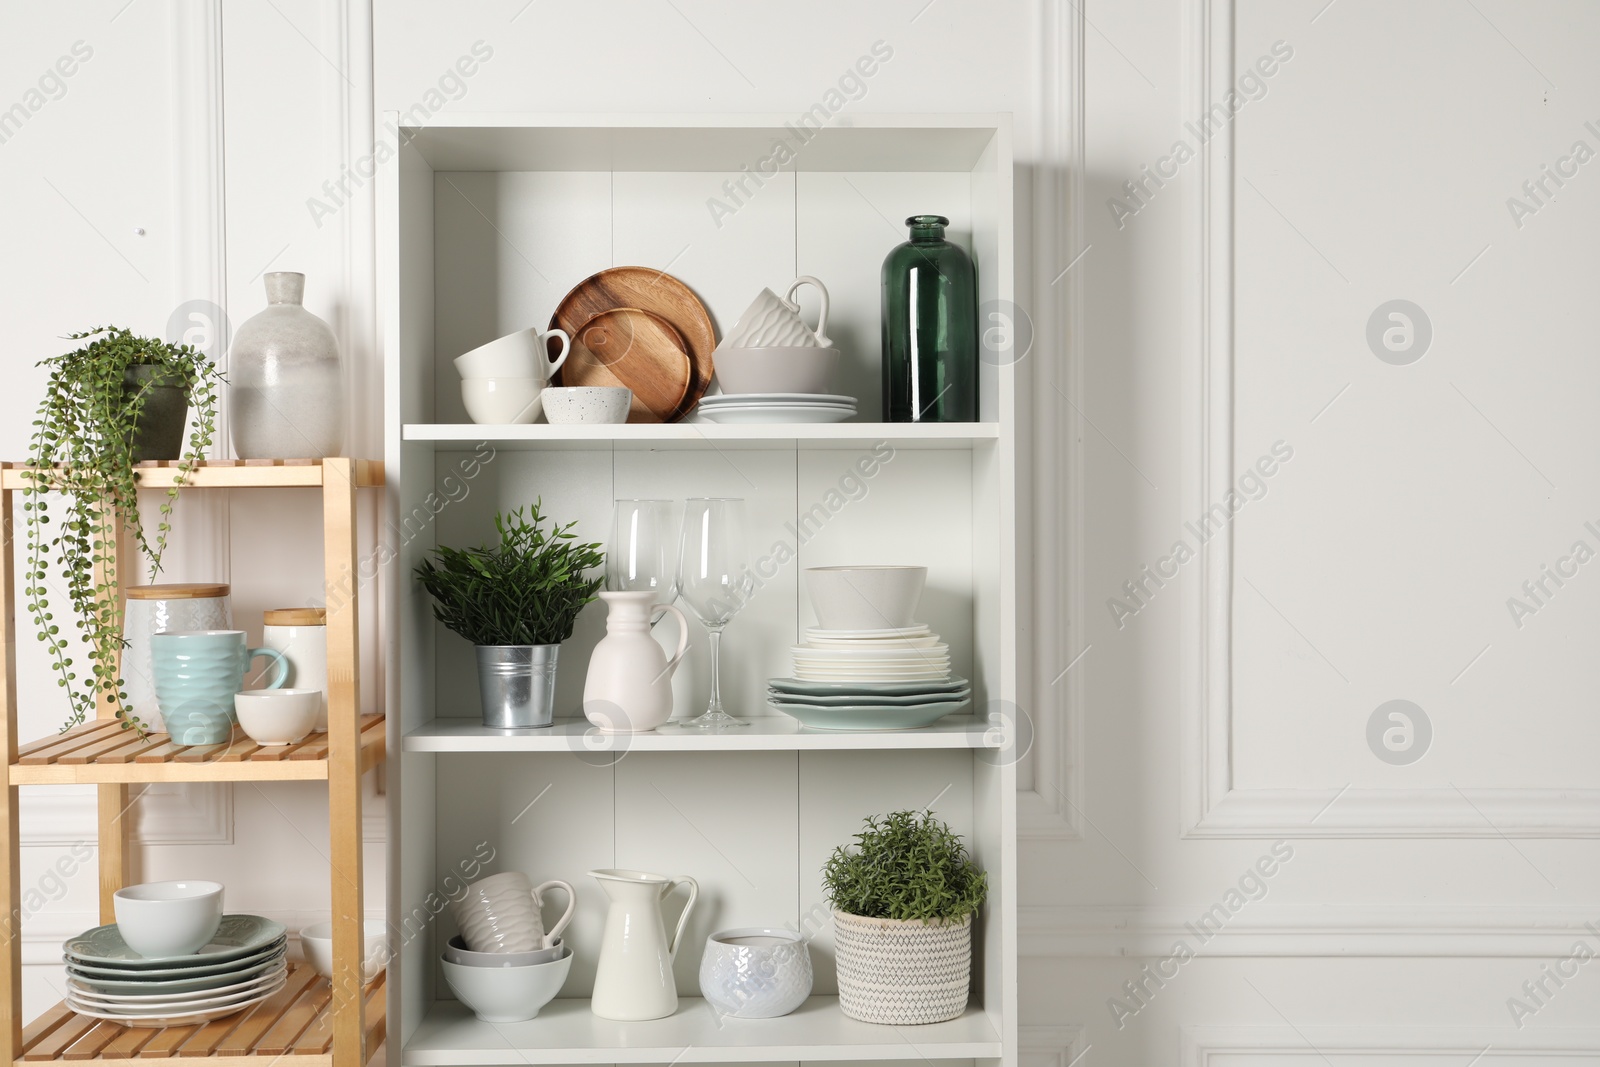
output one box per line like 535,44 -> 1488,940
542,386 -> 632,425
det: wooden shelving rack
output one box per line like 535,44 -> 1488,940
0,458 -> 386,1067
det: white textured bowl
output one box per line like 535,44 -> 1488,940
441,952 -> 572,1023
714,347 -> 840,395
454,327 -> 570,379
443,934 -> 566,968
300,920 -> 388,982
234,689 -> 321,746
113,881 -> 224,959
805,566 -> 928,631
542,386 -> 632,425
699,928 -> 812,1019
462,378 -> 544,425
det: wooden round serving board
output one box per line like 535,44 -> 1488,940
550,267 -> 716,422
567,308 -> 691,423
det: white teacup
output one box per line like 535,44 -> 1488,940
718,276 -> 831,350
454,327 -> 571,380
453,872 -> 576,954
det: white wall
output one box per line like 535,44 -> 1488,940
6,0 -> 1598,1060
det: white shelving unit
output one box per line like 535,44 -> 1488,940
379,113 -> 1017,1067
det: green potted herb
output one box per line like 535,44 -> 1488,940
25,326 -> 224,732
414,503 -> 604,729
822,809 -> 988,1025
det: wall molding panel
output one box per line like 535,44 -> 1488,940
1176,0 -> 1600,840
1181,1025 -> 1600,1066
1021,904 -> 1600,958
1019,0 -> 1086,843
20,785 -> 232,847
1022,1025 -> 1089,1067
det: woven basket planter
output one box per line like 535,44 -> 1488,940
832,909 -> 972,1024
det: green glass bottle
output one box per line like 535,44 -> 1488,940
881,214 -> 978,422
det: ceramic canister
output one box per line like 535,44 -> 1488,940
263,608 -> 329,731
122,584 -> 232,732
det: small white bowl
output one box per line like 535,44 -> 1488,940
300,920 -> 388,982
234,689 -> 321,746
805,566 -> 928,631
441,952 -> 572,1022
714,346 -> 840,395
443,934 -> 566,968
113,881 -> 224,959
461,378 -> 544,425
454,327 -> 570,380
542,386 -> 632,425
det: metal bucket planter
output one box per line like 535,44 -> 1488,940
475,644 -> 559,729
833,909 -> 972,1025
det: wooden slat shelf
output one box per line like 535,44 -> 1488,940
16,965 -> 384,1067
9,716 -> 385,785
0,459 -> 384,491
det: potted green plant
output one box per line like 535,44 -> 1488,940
822,809 -> 988,1025
414,503 -> 604,729
24,326 -> 224,732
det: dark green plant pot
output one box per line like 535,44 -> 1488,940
123,366 -> 189,462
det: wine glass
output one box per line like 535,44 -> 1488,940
673,498 -> 754,728
606,500 -> 677,605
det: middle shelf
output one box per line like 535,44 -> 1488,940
405,716 -> 998,753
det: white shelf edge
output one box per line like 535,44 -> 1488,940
404,717 -> 998,753
403,422 -> 1000,445
402,996 -> 1002,1065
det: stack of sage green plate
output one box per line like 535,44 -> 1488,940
63,915 -> 289,1028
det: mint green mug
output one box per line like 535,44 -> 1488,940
151,630 -> 289,745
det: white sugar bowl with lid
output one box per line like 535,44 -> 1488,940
263,608 -> 329,731
123,584 -> 232,732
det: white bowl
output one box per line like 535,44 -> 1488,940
462,378 -> 544,425
443,934 -> 566,968
699,928 -> 812,1019
542,386 -> 632,425
113,881 -> 224,959
714,346 -> 841,395
805,566 -> 928,631
441,951 -> 572,1022
454,327 -> 570,380
234,689 -> 321,746
300,920 -> 388,983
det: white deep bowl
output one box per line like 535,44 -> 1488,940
113,881 -> 224,959
713,346 -> 841,395
441,951 -> 572,1023
454,327 -> 570,380
443,934 -> 566,968
301,920 -> 389,983
805,566 -> 928,631
234,689 -> 321,746
699,928 -> 813,1019
542,386 -> 632,425
461,378 -> 545,425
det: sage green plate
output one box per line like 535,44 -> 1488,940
65,916 -> 286,969
768,676 -> 969,698
767,696 -> 970,731
67,944 -> 285,989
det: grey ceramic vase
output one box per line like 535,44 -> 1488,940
229,272 -> 345,458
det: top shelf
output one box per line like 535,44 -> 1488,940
1,458 -> 385,490
403,424 -> 998,451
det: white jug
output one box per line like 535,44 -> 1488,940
589,868 -> 698,1020
582,591 -> 689,733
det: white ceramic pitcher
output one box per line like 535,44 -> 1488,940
589,868 -> 699,1021
582,591 -> 690,733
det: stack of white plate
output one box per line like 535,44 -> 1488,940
695,393 -> 857,425
791,624 -> 949,682
63,916 -> 289,1028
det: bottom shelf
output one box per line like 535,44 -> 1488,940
19,964 -> 384,1066
402,996 -> 1001,1064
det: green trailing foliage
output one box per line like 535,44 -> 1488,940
821,809 -> 988,922
24,327 -> 224,734
414,502 -> 605,647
